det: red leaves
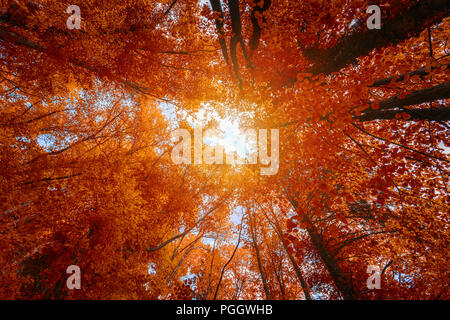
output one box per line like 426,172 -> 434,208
286,217 -> 297,232
0,0 -> 448,301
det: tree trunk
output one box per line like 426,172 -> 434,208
303,0 -> 449,76
249,212 -> 272,300
259,205 -> 313,300
286,195 -> 358,300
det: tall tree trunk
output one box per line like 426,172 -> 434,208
213,217 -> 244,299
209,0 -> 229,64
277,227 -> 312,300
258,202 -> 312,300
286,194 -> 358,300
302,0 -> 450,76
249,212 -> 272,300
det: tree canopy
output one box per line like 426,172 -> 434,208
0,0 -> 448,299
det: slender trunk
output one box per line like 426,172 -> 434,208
272,256 -> 286,298
249,212 -> 272,300
279,236 -> 311,299
271,216 -> 312,299
203,239 -> 217,300
261,225 -> 286,299
213,218 -> 244,299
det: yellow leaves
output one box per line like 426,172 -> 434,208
0,0 -> 448,300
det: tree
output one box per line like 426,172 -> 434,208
0,0 -> 448,300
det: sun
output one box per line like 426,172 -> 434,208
188,105 -> 256,160
159,101 -> 258,163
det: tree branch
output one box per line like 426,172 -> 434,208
303,0 -> 449,76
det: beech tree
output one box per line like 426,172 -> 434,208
0,0 -> 448,299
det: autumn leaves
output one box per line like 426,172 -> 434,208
0,0 -> 449,300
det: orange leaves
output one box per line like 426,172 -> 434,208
0,0 -> 449,301
318,182 -> 328,193
394,112 -> 411,120
286,217 -> 297,233
403,72 -> 411,82
336,210 -> 348,224
402,113 -> 411,120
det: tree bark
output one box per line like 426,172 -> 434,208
209,0 -> 230,64
257,203 -> 313,300
369,63 -> 450,88
362,82 -> 450,113
285,194 -> 358,300
249,212 -> 272,299
213,218 -> 244,299
358,105 -> 450,122
303,0 -> 449,76
249,0 -> 271,52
